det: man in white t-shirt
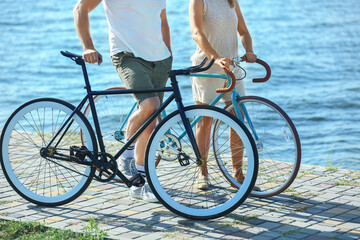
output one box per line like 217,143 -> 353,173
73,0 -> 172,202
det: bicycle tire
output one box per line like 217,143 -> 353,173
0,98 -> 97,206
217,96 -> 301,198
145,105 -> 258,220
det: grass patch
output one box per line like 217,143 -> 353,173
334,179 -> 360,188
162,231 -> 180,238
0,219 -> 106,239
0,200 -> 12,205
325,149 -> 341,172
283,188 -> 302,200
219,213 -> 259,227
269,204 -> 290,212
84,217 -> 107,239
281,228 -> 302,236
302,192 -> 320,197
284,188 -> 295,192
345,169 -> 360,176
296,170 -> 313,178
294,207 -> 305,212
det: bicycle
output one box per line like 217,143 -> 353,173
85,57 -> 301,198
213,57 -> 301,197
0,51 -> 258,220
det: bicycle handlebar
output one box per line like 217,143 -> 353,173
61,51 -> 237,93
216,67 -> 236,93
237,56 -> 271,83
170,58 -> 236,93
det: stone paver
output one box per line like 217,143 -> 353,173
0,164 -> 360,239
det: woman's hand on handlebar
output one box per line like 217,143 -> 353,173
244,52 -> 257,63
214,57 -> 233,69
243,52 -> 257,63
83,49 -> 103,65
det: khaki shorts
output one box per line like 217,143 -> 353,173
190,61 -> 245,104
111,52 -> 173,104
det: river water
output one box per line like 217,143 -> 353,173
0,0 -> 359,169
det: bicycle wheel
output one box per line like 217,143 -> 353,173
83,86 -> 134,156
0,98 -> 97,206
220,96 -> 301,198
145,105 -> 258,220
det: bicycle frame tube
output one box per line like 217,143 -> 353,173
103,73 -> 230,144
118,102 -> 168,137
173,73 -> 229,140
186,72 -> 260,143
230,86 -> 260,142
113,93 -> 175,160
48,59 -> 174,156
117,102 -> 137,140
46,96 -> 89,149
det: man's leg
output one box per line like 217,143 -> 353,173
125,97 -> 160,167
124,97 -> 160,202
111,52 -> 158,181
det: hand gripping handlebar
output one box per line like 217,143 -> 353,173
216,66 -> 236,93
239,56 -> 271,83
173,58 -> 236,93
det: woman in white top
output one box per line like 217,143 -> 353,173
189,0 -> 257,190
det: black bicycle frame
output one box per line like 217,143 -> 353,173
49,51 -> 208,184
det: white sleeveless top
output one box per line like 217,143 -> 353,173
103,0 -> 171,61
191,0 -> 238,65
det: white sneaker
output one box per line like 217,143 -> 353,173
129,184 -> 158,203
117,157 -> 138,180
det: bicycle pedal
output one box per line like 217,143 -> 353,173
70,146 -> 88,161
178,153 -> 190,166
129,174 -> 145,187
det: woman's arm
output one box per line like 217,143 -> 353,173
73,0 -> 103,64
160,9 -> 172,55
189,0 -> 231,68
235,1 -> 257,62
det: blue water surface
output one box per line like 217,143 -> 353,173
0,0 -> 359,169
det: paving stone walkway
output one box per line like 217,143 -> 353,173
0,163 -> 360,240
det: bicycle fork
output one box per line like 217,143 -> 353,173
231,91 -> 263,150
169,74 -> 204,167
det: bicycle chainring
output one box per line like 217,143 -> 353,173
157,133 -> 182,161
93,152 -> 118,182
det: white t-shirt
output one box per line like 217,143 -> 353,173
103,0 -> 171,61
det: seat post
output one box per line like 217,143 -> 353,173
78,60 -> 92,93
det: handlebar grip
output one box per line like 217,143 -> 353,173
253,59 -> 271,83
216,66 -> 236,93
241,56 -> 271,83
197,57 -> 208,69
198,59 -> 214,72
